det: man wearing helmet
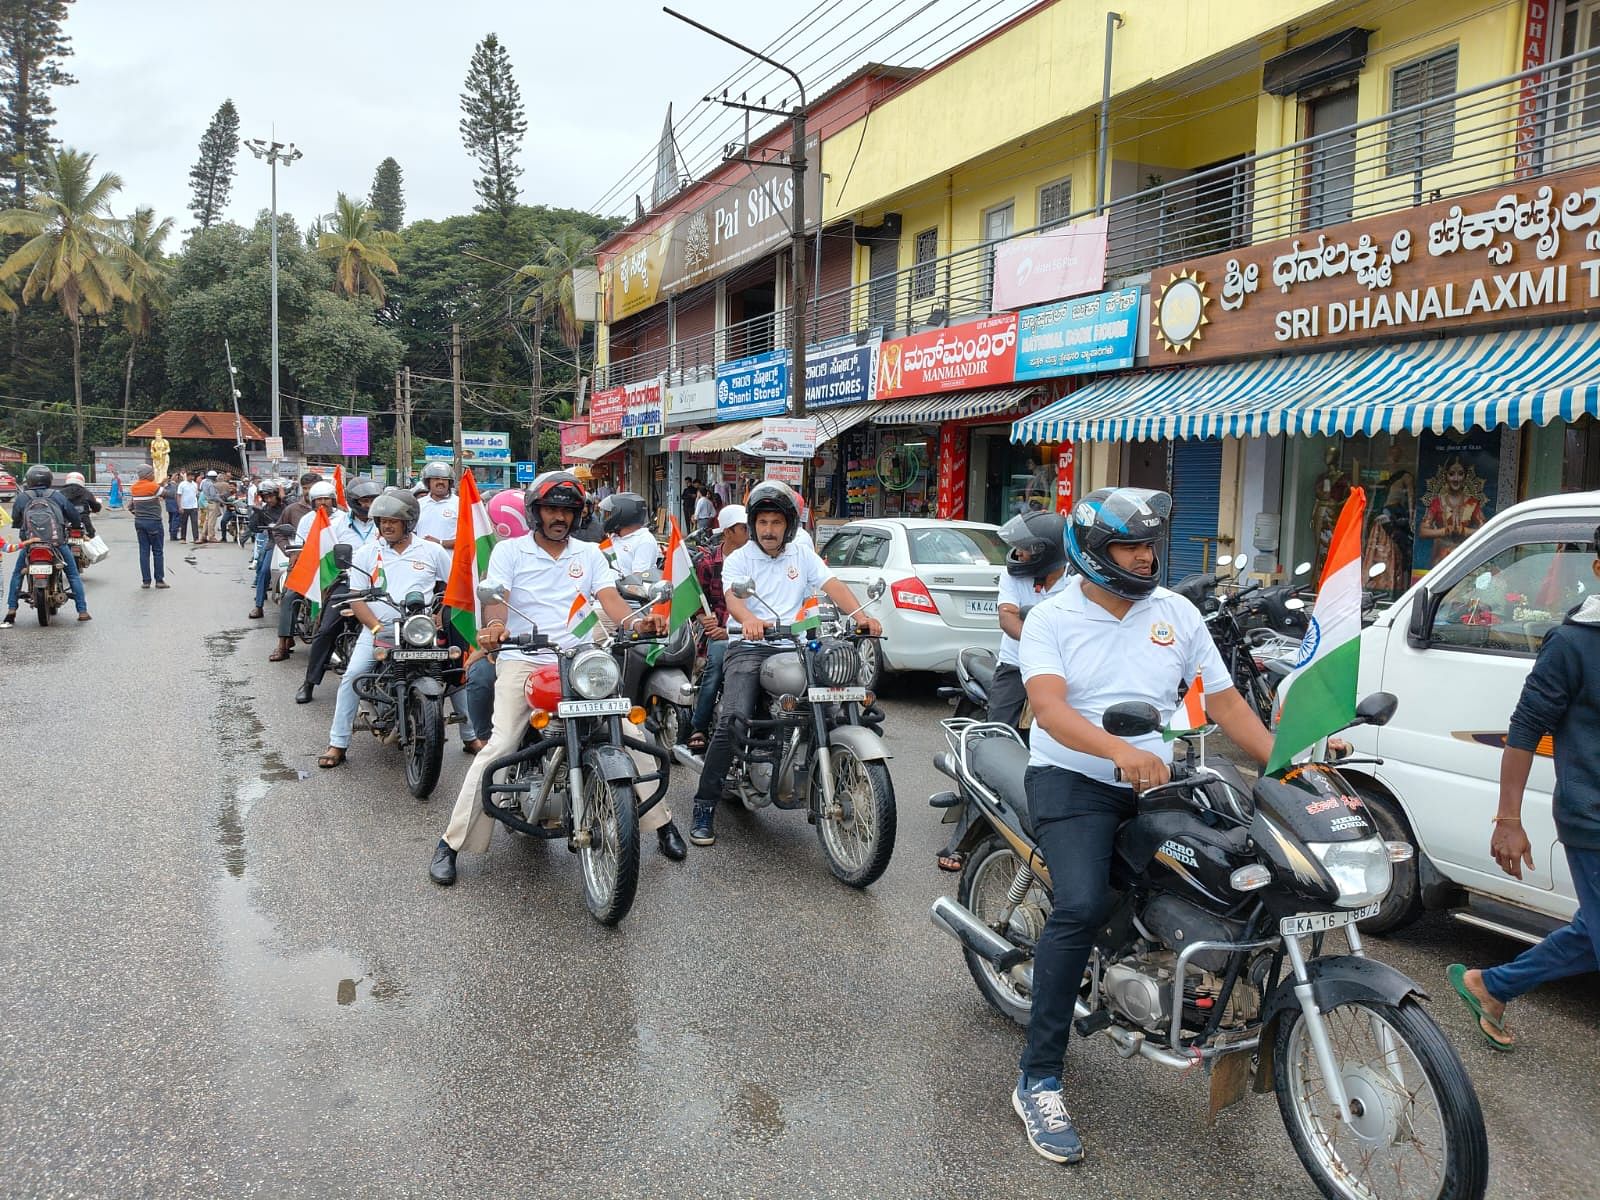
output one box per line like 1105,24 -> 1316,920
3,465 -> 89,627
686,480 -> 881,847
598,491 -> 658,575
57,471 -> 101,539
429,470 -> 679,886
415,461 -> 458,550
295,477 -> 383,704
247,479 -> 287,619
319,489 -> 453,768
270,475 -> 343,662
1008,487 -> 1273,1165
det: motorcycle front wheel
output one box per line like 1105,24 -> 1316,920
576,752 -> 640,926
1274,996 -> 1488,1200
813,744 -> 896,888
403,693 -> 445,799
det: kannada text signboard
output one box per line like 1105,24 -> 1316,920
715,349 -> 789,421
589,386 -> 626,436
875,314 -> 1019,400
1014,286 -> 1142,380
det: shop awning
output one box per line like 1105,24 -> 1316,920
811,403 -> 881,442
564,437 -> 627,462
1012,323 -> 1600,444
686,419 -> 765,453
874,386 -> 1039,426
659,430 -> 701,452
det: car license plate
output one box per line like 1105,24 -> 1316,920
28,564 -> 51,577
807,686 -> 868,703
964,598 -> 999,616
557,697 -> 632,717
1279,903 -> 1381,936
390,648 -> 449,662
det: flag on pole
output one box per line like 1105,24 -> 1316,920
596,535 -> 618,569
284,507 -> 340,621
792,595 -> 820,636
332,464 -> 347,509
1164,675 -> 1207,740
442,469 -> 496,648
647,516 -> 709,663
567,593 -> 600,641
1267,488 -> 1368,773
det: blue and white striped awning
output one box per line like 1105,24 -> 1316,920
876,386 -> 1039,426
1011,323 -> 1600,444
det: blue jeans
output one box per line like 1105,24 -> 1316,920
692,636 -> 729,733
328,629 -> 379,749
7,544 -> 88,614
454,654 -> 496,743
135,519 -> 165,584
167,506 -> 181,538
1483,846 -> 1600,1002
253,538 -> 273,608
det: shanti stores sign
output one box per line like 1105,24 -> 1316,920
1147,163 -> 1600,366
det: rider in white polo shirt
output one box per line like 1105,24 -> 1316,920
414,461 -> 459,550
599,492 -> 659,575
1009,487 -> 1274,1166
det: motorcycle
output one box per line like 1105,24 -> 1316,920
928,700 -> 1487,1200
472,578 -> 674,926
19,543 -> 70,626
268,524 -> 314,643
67,528 -> 91,574
939,646 -> 997,720
672,577 -> 897,888
615,570 -> 700,758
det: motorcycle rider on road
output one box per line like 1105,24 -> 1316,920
685,503 -> 747,755
295,477 -> 382,704
3,465 -> 89,627
1009,488 -> 1272,1165
247,479 -> 287,619
598,491 -> 659,575
429,471 -> 677,887
687,481 -> 881,848
268,473 -> 323,662
415,461 -> 458,551
57,471 -> 102,539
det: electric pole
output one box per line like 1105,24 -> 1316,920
243,136 -> 303,442
402,366 -> 413,483
451,323 -> 464,474
394,371 -> 404,482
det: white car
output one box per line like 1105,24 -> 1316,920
818,518 -> 1005,688
1344,489 -> 1599,944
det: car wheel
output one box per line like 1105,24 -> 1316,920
856,636 -> 882,690
1354,784 -> 1426,935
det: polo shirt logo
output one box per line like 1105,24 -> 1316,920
568,562 -> 585,579
1149,621 -> 1176,646
786,565 -> 799,580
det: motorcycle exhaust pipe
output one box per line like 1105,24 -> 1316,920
930,896 -> 1026,971
671,745 -> 704,772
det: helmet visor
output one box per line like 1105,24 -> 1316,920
998,514 -> 1036,547
1082,488 -> 1172,543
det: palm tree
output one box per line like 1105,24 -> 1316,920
0,148 -> 132,462
116,207 -> 175,444
317,192 -> 400,303
518,229 -> 597,452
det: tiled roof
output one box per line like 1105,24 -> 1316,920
127,410 -> 269,441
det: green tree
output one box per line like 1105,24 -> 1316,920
187,98 -> 240,230
369,156 -> 404,231
517,229 -> 596,451
0,0 -> 76,207
115,205 -> 173,442
317,192 -> 400,303
0,146 -> 129,461
459,33 -> 526,217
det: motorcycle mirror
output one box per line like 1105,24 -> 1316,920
477,580 -> 508,605
332,544 -> 353,570
1294,561 -> 1313,576
1216,554 -> 1233,569
647,579 -> 672,605
729,576 -> 757,599
867,578 -> 886,600
1101,701 -> 1162,738
1354,691 -> 1399,727
1284,597 -> 1306,611
1231,554 -> 1249,574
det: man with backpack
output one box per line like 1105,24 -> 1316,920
3,465 -> 90,627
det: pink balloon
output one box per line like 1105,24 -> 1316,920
487,490 -> 530,540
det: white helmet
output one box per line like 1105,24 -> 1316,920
308,480 -> 338,503
63,471 -> 86,486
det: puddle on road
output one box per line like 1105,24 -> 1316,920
722,1081 -> 786,1145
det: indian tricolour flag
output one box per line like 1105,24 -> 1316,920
596,535 -> 618,569
284,506 -> 339,621
442,469 -> 495,647
332,464 -> 347,509
1164,675 -> 1207,741
792,595 -> 820,636
649,516 -> 709,662
567,593 -> 600,641
1267,488 -> 1368,773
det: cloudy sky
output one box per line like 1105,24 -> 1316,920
51,0 -> 1035,232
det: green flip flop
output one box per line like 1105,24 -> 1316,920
1447,963 -> 1515,1052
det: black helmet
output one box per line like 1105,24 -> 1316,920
347,478 -> 382,507
525,470 -> 586,536
1064,487 -> 1172,601
598,491 -> 647,534
746,480 -> 800,546
369,490 -> 420,532
999,511 -> 1067,579
24,464 -> 52,489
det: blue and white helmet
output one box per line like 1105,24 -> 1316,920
1064,487 -> 1172,601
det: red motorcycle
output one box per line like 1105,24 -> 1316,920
20,543 -> 71,626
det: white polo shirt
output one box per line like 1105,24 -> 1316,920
484,535 -> 619,660
296,506 -> 354,547
350,536 -> 452,623
610,526 -> 660,576
415,493 -> 459,544
722,538 -> 835,642
1018,577 -> 1232,785
996,570 -> 1071,668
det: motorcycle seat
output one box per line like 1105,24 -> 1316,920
970,735 -> 1032,836
959,647 -> 997,694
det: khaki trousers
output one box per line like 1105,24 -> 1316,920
441,656 -> 670,856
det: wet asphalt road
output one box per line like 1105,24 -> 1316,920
3,515 -> 1597,1200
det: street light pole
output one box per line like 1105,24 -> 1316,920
244,137 -> 303,444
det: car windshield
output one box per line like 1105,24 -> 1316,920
908,527 -> 1007,566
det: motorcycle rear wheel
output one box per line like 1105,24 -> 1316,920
403,693 -> 445,799
958,836 -> 1044,1026
813,745 -> 895,888
1274,996 -> 1488,1200
577,753 -> 640,926
34,582 -> 48,626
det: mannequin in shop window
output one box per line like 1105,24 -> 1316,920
1365,440 -> 1416,597
1310,445 -> 1352,577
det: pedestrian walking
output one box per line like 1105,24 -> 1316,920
693,486 -> 717,535
199,470 -> 222,543
1450,524 -> 1600,1051
128,467 -> 170,588
176,473 -> 199,542
165,474 -> 182,538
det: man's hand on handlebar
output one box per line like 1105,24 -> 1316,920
856,615 -> 883,638
479,621 -> 507,652
634,612 -> 668,636
742,617 -> 770,641
1112,745 -> 1171,794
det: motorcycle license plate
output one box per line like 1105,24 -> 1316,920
28,564 -> 51,577
1279,903 -> 1381,936
557,697 -> 632,717
964,598 -> 999,616
390,648 -> 449,662
807,686 -> 868,703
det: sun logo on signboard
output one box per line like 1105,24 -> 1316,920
1155,269 -> 1211,353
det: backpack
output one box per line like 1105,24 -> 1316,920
19,490 -> 67,545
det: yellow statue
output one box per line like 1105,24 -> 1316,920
149,429 -> 170,482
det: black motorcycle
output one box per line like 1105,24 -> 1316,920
18,542 -> 70,626
615,570 -> 699,758
672,578 -> 896,888
928,700 -> 1487,1200
939,646 -> 996,720
346,585 -> 453,798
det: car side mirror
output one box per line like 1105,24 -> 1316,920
332,544 -> 353,570
477,580 -> 507,606
1405,592 -> 1434,649
1355,692 -> 1399,727
1102,701 -> 1162,738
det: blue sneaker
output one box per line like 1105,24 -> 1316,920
1012,1074 -> 1085,1164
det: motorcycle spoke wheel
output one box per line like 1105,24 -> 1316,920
403,694 -> 445,799
957,838 -> 1044,1026
814,747 -> 896,888
577,762 -> 639,926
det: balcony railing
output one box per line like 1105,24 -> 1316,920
598,43 -> 1600,392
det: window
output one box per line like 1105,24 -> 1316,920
981,202 -> 1015,306
1037,178 -> 1073,229
912,228 -> 939,300
1387,47 -> 1458,175
1430,540 -> 1594,654
820,531 -> 858,567
909,528 -> 1008,566
850,530 -> 894,567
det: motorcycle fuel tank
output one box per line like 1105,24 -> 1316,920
1116,809 -> 1250,910
759,651 -> 807,697
1252,762 -> 1375,845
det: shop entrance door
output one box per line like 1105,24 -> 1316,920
1169,438 -> 1224,581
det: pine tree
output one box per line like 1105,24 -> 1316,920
368,156 -> 404,231
187,99 -> 240,230
458,33 -> 526,217
0,0 -> 77,206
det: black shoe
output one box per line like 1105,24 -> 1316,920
657,821 -> 688,861
294,681 -> 314,704
429,839 -> 457,886
689,803 -> 716,846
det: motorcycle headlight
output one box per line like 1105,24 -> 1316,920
401,614 -> 435,647
570,649 -> 620,699
1308,837 -> 1393,909
815,639 -> 861,687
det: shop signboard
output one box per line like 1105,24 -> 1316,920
463,430 -> 511,462
875,313 -> 1018,400
1054,442 -> 1076,515
804,335 -> 878,409
1147,162 -> 1600,366
665,378 -> 717,426
589,386 -> 626,436
264,436 -> 284,461
935,422 -> 968,520
992,215 -> 1109,310
514,461 -> 537,483
620,377 -> 665,439
1014,286 -> 1141,380
423,444 -> 454,459
738,417 -> 817,460
715,349 -> 789,420
559,422 -> 591,458
764,459 -> 804,488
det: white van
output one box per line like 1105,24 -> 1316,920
1344,489 -> 1599,944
